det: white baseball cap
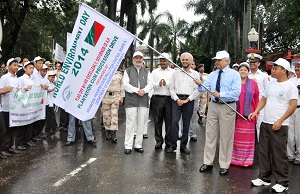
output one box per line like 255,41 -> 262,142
232,63 -> 239,68
6,57 -> 21,66
47,71 -> 56,76
212,50 -> 230,60
238,62 -> 250,70
133,51 -> 144,58
45,61 -> 52,65
268,58 -> 291,72
159,53 -> 170,60
42,64 -> 48,69
24,61 -> 35,68
33,56 -> 46,63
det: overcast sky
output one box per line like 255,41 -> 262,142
137,0 -> 200,24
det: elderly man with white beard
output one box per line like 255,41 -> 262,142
122,51 -> 153,154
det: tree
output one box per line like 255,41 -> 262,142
138,13 -> 166,71
157,11 -> 188,63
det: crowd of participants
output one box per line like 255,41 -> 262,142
1,50 -> 300,193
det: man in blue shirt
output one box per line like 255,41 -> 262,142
194,50 -> 241,175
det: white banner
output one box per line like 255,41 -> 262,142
53,3 -> 135,121
55,43 -> 65,62
66,32 -> 72,53
9,88 -> 46,127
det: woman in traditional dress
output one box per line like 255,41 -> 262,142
231,62 -> 259,167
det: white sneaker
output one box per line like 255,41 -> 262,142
251,178 -> 271,186
272,184 -> 288,193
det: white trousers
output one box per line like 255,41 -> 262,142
124,107 -> 148,149
288,108 -> 300,161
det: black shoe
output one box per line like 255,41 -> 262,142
111,131 -> 117,143
60,127 -> 68,132
198,118 -> 203,125
0,154 -> 8,159
155,143 -> 162,149
165,144 -> 170,148
32,137 -> 42,141
143,134 -> 148,138
180,148 -> 190,154
190,137 -> 198,142
199,164 -> 213,172
17,146 -> 27,150
25,141 -> 36,147
219,168 -> 228,175
134,148 -> 144,153
106,130 -> 112,140
125,149 -> 131,154
87,140 -> 97,146
50,128 -> 59,134
39,133 -> 47,139
166,147 -> 176,153
8,148 -> 20,154
65,141 -> 74,146
1,151 -> 12,157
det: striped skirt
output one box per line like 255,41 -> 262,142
231,117 -> 255,167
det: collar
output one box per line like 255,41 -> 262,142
8,72 -> 16,77
23,74 -> 31,79
250,69 -> 262,75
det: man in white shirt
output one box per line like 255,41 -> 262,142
151,53 -> 174,149
167,52 -> 199,154
247,53 -> 269,141
249,58 -> 297,193
122,51 -> 153,154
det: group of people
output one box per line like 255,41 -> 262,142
121,50 -> 299,193
1,49 -> 300,193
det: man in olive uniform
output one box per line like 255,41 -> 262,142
102,70 -> 125,143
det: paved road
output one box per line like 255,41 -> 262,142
0,107 -> 299,193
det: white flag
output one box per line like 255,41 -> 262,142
53,3 -> 135,121
54,43 -> 65,62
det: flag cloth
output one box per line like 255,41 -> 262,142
53,3 -> 135,121
55,43 -> 65,62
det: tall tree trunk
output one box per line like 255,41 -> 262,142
149,35 -> 154,72
3,0 -> 29,57
119,0 -> 126,27
242,0 -> 251,58
126,1 -> 137,61
107,0 -> 118,21
234,10 -> 241,59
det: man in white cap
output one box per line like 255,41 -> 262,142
287,61 -> 300,165
232,63 -> 239,71
249,58 -> 297,193
31,56 -> 47,141
247,53 -> 269,141
151,52 -> 174,149
195,50 -> 241,175
122,51 -> 153,154
0,57 -> 21,157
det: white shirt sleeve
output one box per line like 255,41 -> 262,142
122,70 -> 139,94
142,72 -> 153,94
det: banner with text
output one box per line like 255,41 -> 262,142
55,43 -> 65,62
9,88 -> 46,127
53,3 -> 135,121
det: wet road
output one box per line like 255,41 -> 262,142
0,107 -> 300,194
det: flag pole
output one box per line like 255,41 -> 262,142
135,37 -> 247,120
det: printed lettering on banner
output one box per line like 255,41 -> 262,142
53,3 -> 135,121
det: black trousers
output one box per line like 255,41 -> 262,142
15,124 -> 32,146
258,122 -> 289,186
59,108 -> 69,128
32,105 -> 46,137
1,112 -> 17,151
45,106 -> 57,131
152,95 -> 172,146
170,97 -> 194,149
0,112 -> 6,150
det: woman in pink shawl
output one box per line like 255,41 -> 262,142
231,62 -> 259,167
